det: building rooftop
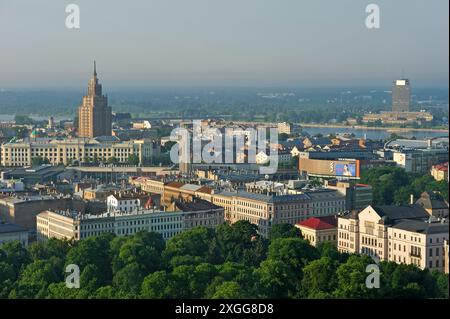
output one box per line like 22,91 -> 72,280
432,162 -> 448,172
386,138 -> 449,150
215,190 -> 310,203
391,219 -> 449,235
296,216 -> 337,230
415,191 -> 449,211
165,181 -> 185,189
372,205 -> 430,222
174,198 -> 222,212
0,222 -> 28,234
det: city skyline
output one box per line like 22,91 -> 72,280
0,0 -> 448,88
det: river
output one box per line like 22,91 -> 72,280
301,126 -> 448,140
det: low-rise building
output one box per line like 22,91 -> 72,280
337,204 -> 449,271
388,219 -> 448,272
1,136 -> 160,166
277,122 -> 293,135
431,162 -> 448,182
37,204 -> 224,242
210,189 -> 346,237
415,191 -> 448,218
295,216 -> 338,247
0,222 -> 28,246
107,191 -> 160,213
324,180 -> 373,211
0,195 -> 89,229
392,148 -> 449,174
362,111 -> 433,125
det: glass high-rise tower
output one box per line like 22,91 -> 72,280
392,79 -> 410,112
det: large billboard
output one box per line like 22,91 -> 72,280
298,158 -> 360,178
335,163 -> 357,177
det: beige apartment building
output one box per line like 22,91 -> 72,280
277,122 -> 293,135
387,220 -> 448,272
337,204 -> 449,271
210,189 -> 346,237
1,137 -> 158,166
37,204 -> 224,242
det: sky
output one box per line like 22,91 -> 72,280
0,0 -> 448,88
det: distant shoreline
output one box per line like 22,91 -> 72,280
298,123 -> 449,133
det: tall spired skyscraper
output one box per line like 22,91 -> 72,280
78,61 -> 112,138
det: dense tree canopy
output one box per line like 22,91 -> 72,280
0,222 -> 447,299
360,167 -> 449,205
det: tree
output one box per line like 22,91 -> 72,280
14,115 -> 34,125
65,234 -> 114,286
80,264 -> 104,293
254,259 -> 297,298
29,238 -> 70,261
163,227 -> 217,267
190,263 -> 219,298
333,255 -> 376,298
431,271 -> 449,299
46,282 -> 85,299
268,223 -> 301,241
31,156 -> 50,167
93,285 -> 116,299
0,262 -> 15,298
215,221 -> 265,265
317,241 -> 348,262
0,241 -> 31,278
211,281 -> 246,299
107,156 -> 119,165
8,260 -> 60,298
127,154 -> 140,166
13,127 -> 29,139
267,238 -> 319,276
113,262 -> 146,296
300,257 -> 339,298
1,226 -> 448,300
141,271 -> 171,299
360,167 -> 411,205
115,239 -> 161,274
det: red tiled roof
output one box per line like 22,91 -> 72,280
197,185 -> 213,194
433,162 -> 448,171
165,181 -> 185,188
296,216 -> 337,230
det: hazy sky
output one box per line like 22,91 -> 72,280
0,0 -> 448,88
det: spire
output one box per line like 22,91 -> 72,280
93,60 -> 97,76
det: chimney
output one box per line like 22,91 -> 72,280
410,194 -> 414,205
